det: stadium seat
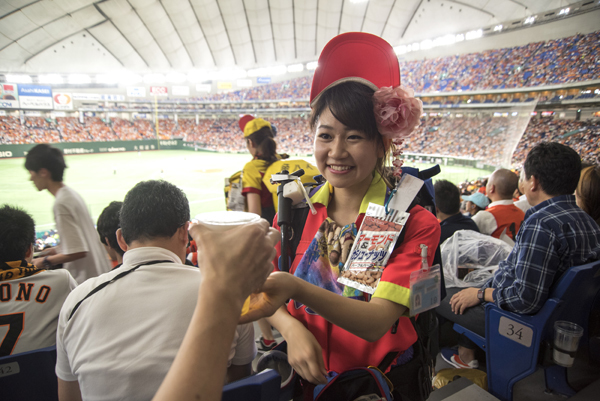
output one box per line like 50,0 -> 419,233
221,368 -> 281,401
0,345 -> 58,401
453,260 -> 600,401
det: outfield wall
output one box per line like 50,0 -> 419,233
0,140 -> 497,172
0,139 -> 185,158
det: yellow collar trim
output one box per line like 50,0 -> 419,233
310,172 -> 387,213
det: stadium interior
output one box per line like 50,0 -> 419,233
1,0 -> 599,400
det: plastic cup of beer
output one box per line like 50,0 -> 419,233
194,211 -> 261,315
553,320 -> 584,367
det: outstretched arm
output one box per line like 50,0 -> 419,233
244,272 -> 405,342
152,220 -> 279,401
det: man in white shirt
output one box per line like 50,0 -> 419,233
25,144 -> 111,283
55,180 -> 257,401
0,205 -> 77,356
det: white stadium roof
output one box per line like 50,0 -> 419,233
0,0 -> 588,75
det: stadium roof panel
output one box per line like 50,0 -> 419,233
0,0 -> 587,74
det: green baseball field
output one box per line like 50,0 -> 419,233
0,150 -> 491,233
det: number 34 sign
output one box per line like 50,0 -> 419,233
498,317 -> 534,347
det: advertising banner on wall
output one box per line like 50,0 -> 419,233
102,94 -> 125,101
196,84 -> 211,92
73,93 -> 102,101
127,87 -> 146,97
0,83 -> 19,108
257,77 -> 271,84
172,85 -> 190,96
53,93 -> 73,110
18,85 -> 53,109
217,82 -> 232,90
150,86 -> 168,96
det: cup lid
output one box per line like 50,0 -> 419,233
194,211 -> 260,226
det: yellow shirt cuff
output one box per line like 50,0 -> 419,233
372,281 -> 411,315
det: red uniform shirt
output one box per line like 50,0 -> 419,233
273,175 -> 440,373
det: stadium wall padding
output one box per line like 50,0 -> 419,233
0,139 -> 187,158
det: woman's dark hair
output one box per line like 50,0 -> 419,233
247,126 -> 288,165
577,165 -> 600,225
309,81 -> 393,187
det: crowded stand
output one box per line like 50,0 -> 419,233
2,114 -> 597,167
190,31 -> 599,98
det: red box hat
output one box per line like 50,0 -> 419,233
309,32 -> 400,107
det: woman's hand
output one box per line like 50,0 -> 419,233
450,287 -> 480,315
286,325 -> 327,385
239,272 -> 298,323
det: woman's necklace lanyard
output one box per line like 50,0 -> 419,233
68,259 -> 174,321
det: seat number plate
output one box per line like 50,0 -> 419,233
0,362 -> 20,378
498,317 -> 533,347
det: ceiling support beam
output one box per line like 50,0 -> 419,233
24,28 -> 85,64
0,2 -> 107,53
188,0 -> 216,67
292,0 -> 297,59
267,0 -> 277,61
0,0 -> 43,20
380,0 -> 396,37
215,0 -> 238,65
445,1 -> 494,18
85,27 -> 125,67
242,0 -> 257,64
400,0 -> 422,39
126,0 -> 172,68
360,0 -> 370,32
159,0 -> 195,67
337,0 -> 344,35
314,0 -> 319,56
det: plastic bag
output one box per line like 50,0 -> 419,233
441,230 -> 513,289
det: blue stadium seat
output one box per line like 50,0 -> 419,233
454,260 -> 600,401
0,345 -> 58,401
222,369 -> 281,401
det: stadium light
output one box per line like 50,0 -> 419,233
96,74 -> 120,84
524,16 -> 536,24
248,65 -> 286,77
433,34 -> 455,47
208,68 -> 247,81
166,72 -> 187,83
68,74 -> 91,84
455,34 -> 465,42
559,8 -> 570,15
466,29 -> 482,40
5,74 -> 32,83
119,72 -> 143,85
494,25 -> 503,32
306,61 -> 318,71
143,73 -> 166,84
287,64 -> 304,73
394,45 -> 408,55
39,74 -> 64,84
411,42 -> 420,51
420,39 -> 433,50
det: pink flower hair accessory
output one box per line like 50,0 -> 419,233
373,85 -> 423,140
